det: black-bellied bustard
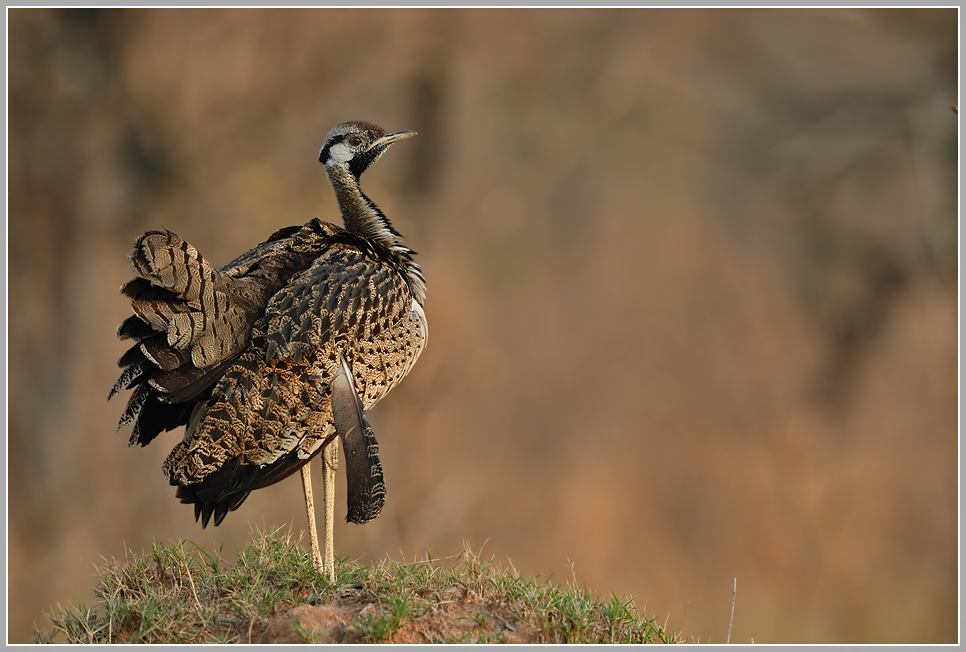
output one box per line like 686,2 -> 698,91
109,121 -> 426,580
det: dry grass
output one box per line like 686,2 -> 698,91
35,527 -> 681,644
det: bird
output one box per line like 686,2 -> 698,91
108,120 -> 427,580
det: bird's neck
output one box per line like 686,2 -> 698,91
326,164 -> 427,305
326,165 -> 394,244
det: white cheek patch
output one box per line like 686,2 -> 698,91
328,142 -> 353,165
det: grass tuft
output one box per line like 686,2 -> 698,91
36,527 -> 681,644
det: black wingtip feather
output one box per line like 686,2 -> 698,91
331,356 -> 387,524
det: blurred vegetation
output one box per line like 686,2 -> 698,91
7,7 -> 958,644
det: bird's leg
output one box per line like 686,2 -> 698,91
300,463 -> 324,572
321,437 -> 339,582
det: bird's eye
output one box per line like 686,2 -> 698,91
348,136 -> 363,147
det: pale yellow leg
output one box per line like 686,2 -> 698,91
321,437 -> 339,582
300,463 -> 324,571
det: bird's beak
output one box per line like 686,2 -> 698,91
369,130 -> 417,150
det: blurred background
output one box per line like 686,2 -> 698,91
6,8 -> 958,644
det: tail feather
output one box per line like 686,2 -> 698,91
108,362 -> 144,401
109,229 -> 257,428
131,230 -> 213,300
126,231 -> 227,362
118,383 -> 151,430
116,313 -> 158,341
140,337 -> 192,371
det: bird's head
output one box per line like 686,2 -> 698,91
318,121 -> 416,180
